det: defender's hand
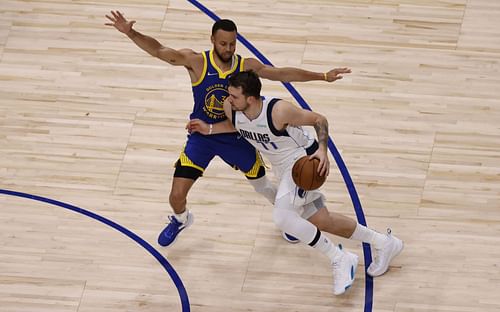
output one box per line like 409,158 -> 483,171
186,119 -> 210,135
325,67 -> 351,82
105,10 -> 136,35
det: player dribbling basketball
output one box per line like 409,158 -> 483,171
187,70 -> 404,295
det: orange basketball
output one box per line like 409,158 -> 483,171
292,156 -> 327,190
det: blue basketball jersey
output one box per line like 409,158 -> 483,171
179,50 -> 261,177
190,50 -> 244,123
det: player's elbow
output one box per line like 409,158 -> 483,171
315,115 -> 328,128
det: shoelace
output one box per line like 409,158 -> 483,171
167,216 -> 182,228
332,245 -> 344,270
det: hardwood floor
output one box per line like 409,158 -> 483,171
1,0 -> 499,311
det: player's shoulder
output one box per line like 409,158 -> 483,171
179,49 -> 204,69
242,57 -> 264,71
178,49 -> 203,59
270,98 -> 292,111
269,98 -> 297,123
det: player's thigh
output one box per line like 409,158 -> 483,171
217,137 -> 265,178
177,133 -> 216,176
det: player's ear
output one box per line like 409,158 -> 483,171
249,95 -> 259,104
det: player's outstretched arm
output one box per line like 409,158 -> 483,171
244,58 -> 351,83
105,10 -> 196,67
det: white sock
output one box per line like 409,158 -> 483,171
311,230 -> 341,263
247,176 -> 277,204
350,223 -> 387,248
174,210 -> 189,223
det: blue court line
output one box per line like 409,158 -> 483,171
0,189 -> 190,312
186,0 -> 374,310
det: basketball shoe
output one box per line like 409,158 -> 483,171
332,245 -> 359,295
281,232 -> 300,244
157,211 -> 194,247
367,229 -> 403,277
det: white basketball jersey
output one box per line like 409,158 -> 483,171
232,97 -> 317,178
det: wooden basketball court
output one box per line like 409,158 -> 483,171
1,0 -> 499,311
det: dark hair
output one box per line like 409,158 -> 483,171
228,70 -> 261,99
212,19 -> 237,35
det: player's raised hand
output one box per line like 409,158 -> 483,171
105,10 -> 136,35
324,67 -> 351,82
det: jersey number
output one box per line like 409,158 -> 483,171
260,141 -> 278,150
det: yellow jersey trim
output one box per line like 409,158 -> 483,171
244,150 -> 265,178
240,57 -> 245,71
209,50 -> 238,79
191,52 -> 207,87
178,149 -> 205,172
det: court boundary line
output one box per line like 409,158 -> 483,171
0,189 -> 191,312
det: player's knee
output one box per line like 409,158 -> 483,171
169,189 -> 186,207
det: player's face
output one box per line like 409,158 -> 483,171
227,86 -> 249,111
211,30 -> 237,63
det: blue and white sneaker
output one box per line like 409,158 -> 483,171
157,211 -> 194,247
282,232 -> 300,244
332,245 -> 358,295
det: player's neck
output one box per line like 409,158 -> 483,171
213,54 -> 233,71
243,98 -> 263,121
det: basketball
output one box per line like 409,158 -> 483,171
292,156 -> 326,190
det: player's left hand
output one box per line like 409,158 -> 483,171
186,119 -> 209,135
325,67 -> 351,82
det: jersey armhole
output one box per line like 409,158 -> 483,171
240,57 -> 245,71
267,98 -> 289,137
191,52 -> 207,87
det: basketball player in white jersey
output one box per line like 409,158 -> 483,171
187,71 -> 404,295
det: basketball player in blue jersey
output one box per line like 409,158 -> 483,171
187,71 -> 403,295
105,11 -> 351,247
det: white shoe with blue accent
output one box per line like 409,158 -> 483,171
332,246 -> 359,295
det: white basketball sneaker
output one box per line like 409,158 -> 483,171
367,229 -> 403,277
332,245 -> 359,295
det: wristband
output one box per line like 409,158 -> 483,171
324,72 -> 328,81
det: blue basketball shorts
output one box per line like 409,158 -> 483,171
177,132 -> 264,178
